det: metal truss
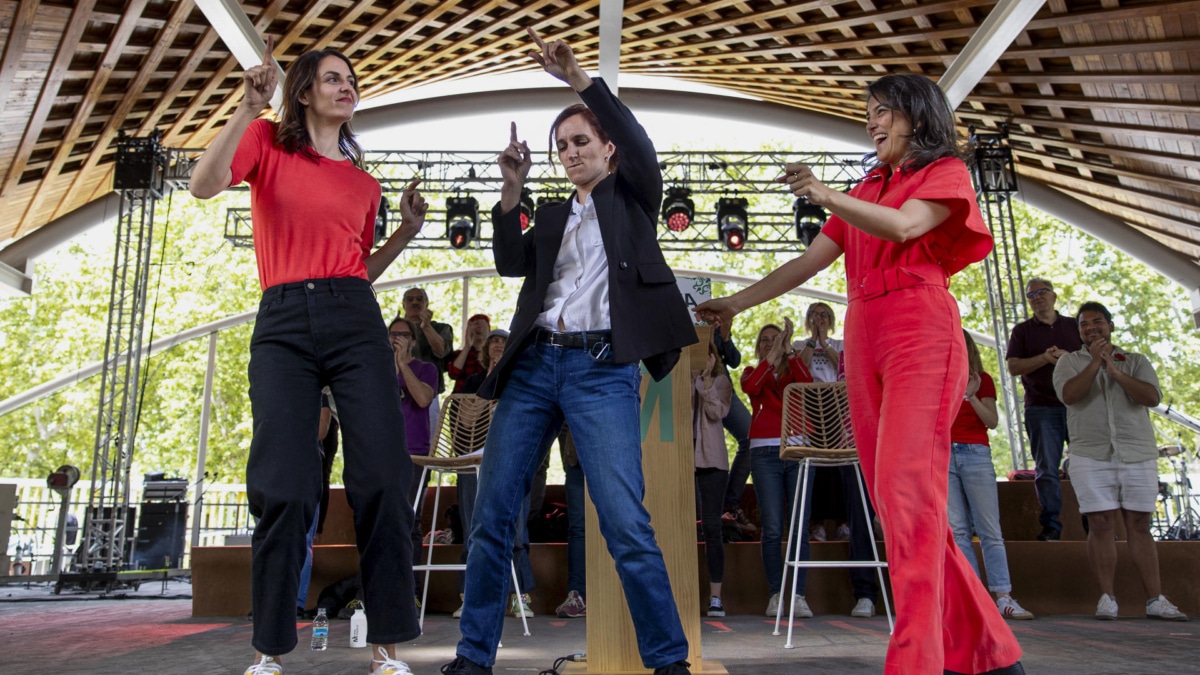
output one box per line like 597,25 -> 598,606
225,149 -> 872,253
972,126 -> 1029,470
62,136 -> 200,590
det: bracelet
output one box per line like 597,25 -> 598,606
805,339 -> 817,349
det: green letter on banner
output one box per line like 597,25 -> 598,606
640,365 -> 673,442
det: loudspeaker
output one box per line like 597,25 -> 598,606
134,502 -> 187,569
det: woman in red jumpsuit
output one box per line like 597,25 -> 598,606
696,74 -> 1023,675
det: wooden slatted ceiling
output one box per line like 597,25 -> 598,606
0,0 -> 1196,261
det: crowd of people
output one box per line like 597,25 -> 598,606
188,24 -> 1188,675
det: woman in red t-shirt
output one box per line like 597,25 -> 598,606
696,74 -> 1022,675
190,39 -> 427,675
950,330 -> 1034,622
741,320 -> 817,619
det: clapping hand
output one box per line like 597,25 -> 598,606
965,372 -> 982,400
240,36 -> 277,113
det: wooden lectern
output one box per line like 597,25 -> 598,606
566,326 -> 726,674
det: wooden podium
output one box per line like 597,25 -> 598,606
567,328 -> 726,674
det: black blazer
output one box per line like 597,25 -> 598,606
478,78 -> 697,400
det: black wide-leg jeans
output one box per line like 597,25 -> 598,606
246,277 -> 419,655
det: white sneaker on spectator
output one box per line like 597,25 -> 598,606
811,524 -> 827,542
1146,595 -> 1188,621
244,655 -> 282,675
766,592 -> 781,617
509,592 -> 535,617
835,523 -> 851,541
452,593 -> 464,619
997,595 -> 1034,620
371,646 -> 413,674
1096,593 -> 1119,620
791,595 -> 814,618
851,598 -> 875,618
707,596 -> 726,617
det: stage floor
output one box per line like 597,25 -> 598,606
1,580 -> 1194,674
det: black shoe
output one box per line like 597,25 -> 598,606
945,661 -> 1026,675
653,660 -> 692,675
1036,527 -> 1060,541
441,655 -> 493,675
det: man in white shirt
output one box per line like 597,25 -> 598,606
1052,301 -> 1187,622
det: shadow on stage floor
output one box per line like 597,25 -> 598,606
1,580 -> 1194,674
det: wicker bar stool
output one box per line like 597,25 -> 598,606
773,381 -> 893,647
411,393 -> 529,635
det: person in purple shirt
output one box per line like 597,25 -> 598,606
1005,278 -> 1083,541
388,317 -> 439,590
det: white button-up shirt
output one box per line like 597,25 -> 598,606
1052,346 -> 1161,463
537,195 -> 611,332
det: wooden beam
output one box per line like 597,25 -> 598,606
0,0 -> 97,231
1017,162 -> 1200,221
0,0 -> 40,112
962,111 -> 1200,145
14,0 -> 150,236
965,93 -> 1200,117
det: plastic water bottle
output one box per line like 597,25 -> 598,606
349,606 -> 368,648
310,607 -> 329,651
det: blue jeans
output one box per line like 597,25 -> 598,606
750,446 -> 814,596
297,504 -> 319,610
564,458 -> 587,595
1025,405 -> 1068,533
457,342 -> 688,669
948,443 -> 1012,592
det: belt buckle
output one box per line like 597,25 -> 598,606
859,269 -> 886,300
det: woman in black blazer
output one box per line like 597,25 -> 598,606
441,28 -> 696,675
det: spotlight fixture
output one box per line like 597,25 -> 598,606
373,196 -> 389,247
519,188 -> 535,230
661,186 -> 695,232
793,198 -> 827,247
715,196 -> 749,251
446,195 -> 479,249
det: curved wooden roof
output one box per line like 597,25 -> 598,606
1,0 -> 1197,264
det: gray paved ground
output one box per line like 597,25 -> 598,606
0,580 -> 1194,674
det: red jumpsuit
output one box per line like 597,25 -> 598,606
822,157 -> 1022,674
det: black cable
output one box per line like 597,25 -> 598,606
538,653 -> 585,675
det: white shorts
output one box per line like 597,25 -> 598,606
1069,454 -> 1158,514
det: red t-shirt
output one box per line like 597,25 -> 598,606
951,370 -> 996,446
741,355 -> 814,440
230,119 -> 382,290
821,157 -> 991,282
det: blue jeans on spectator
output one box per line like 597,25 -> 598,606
1025,405 -> 1068,534
297,504 -> 319,610
750,446 -> 814,596
721,391 -> 753,511
948,443 -> 1012,593
840,465 -> 880,602
564,459 -> 587,595
457,342 -> 688,669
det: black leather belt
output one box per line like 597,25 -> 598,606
536,329 -> 612,350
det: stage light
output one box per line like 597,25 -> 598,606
661,186 -> 694,232
446,195 -> 479,249
519,188 -> 535,230
716,196 -> 749,251
794,198 -> 827,247
373,197 -> 389,247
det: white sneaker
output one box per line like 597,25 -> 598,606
851,597 -> 875,618
997,596 -> 1034,620
1146,595 -> 1189,621
244,655 -> 282,675
509,592 -> 535,617
372,646 -> 413,674
1096,593 -> 1119,620
452,593 -> 464,619
792,594 -> 814,619
811,524 -> 828,542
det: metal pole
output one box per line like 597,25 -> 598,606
461,276 -> 470,338
191,331 -> 218,549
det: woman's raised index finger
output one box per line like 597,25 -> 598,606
526,26 -> 547,49
510,121 -> 519,143
262,36 -> 274,66
404,178 -> 422,192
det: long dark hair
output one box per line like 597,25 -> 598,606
276,50 -> 365,168
548,104 -> 619,172
865,74 -> 960,173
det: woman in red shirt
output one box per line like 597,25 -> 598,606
950,330 -> 1034,622
190,39 -> 426,675
696,74 -> 1023,675
741,320 -> 816,619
